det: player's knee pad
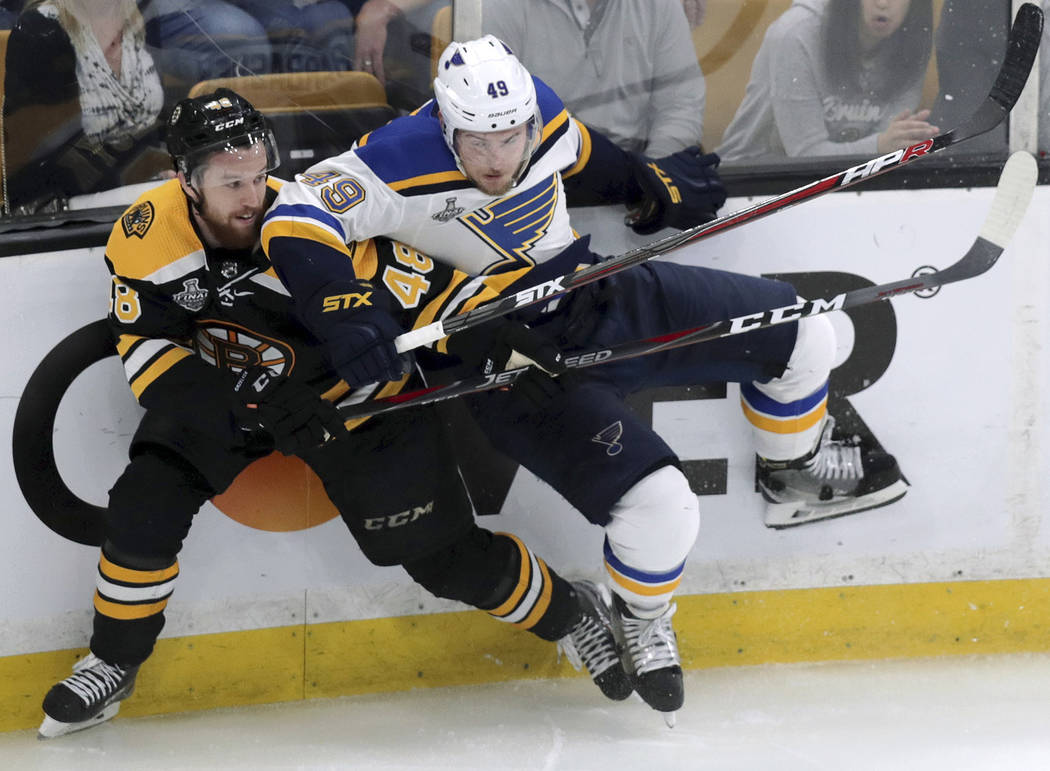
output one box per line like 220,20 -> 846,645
756,311 -> 835,403
105,447 -> 212,561
604,465 -> 699,610
401,527 -> 577,641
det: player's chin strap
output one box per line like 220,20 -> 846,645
392,2 -> 1043,356
337,151 -> 1037,421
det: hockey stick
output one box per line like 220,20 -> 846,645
393,2 -> 1043,355
338,151 -> 1037,420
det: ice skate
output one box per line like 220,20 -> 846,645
557,580 -> 633,701
612,594 -> 682,725
758,415 -> 908,528
38,653 -> 139,739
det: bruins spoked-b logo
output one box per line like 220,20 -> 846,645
121,201 -> 155,239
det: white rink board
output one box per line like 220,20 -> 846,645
1,184 -> 1048,658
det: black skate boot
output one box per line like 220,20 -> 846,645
612,594 -> 682,726
39,653 -> 140,739
557,580 -> 633,701
758,415 -> 908,528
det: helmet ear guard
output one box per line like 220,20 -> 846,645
432,35 -> 543,180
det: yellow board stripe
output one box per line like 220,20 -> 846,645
93,593 -> 170,620
99,554 -> 179,584
6,578 -> 1050,731
740,395 -> 827,435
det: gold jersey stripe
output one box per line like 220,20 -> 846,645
261,218 -> 353,259
561,119 -> 592,180
387,169 -> 467,192
129,348 -> 192,400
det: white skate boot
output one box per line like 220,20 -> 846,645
39,653 -> 139,739
758,415 -> 908,528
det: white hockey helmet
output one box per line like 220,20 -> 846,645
433,35 -> 543,179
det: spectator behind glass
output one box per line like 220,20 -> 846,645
0,4 -> 15,27
351,0 -> 429,85
224,0 -> 355,73
351,0 -> 448,110
927,1 -> 1010,155
2,0 -> 167,214
482,0 -> 706,156
138,0 -> 272,99
717,0 -> 938,163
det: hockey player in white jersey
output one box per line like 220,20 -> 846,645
261,36 -> 907,721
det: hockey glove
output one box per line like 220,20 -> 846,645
447,321 -> 567,377
625,146 -> 726,235
298,278 -> 415,389
326,307 -> 415,387
233,366 -> 349,455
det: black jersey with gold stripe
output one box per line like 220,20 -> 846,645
105,178 -> 527,425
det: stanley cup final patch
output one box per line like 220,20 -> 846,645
121,201 -> 155,239
173,278 -> 209,312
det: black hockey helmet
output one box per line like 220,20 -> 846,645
166,88 -> 280,179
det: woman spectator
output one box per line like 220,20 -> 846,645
3,0 -> 167,213
717,0 -> 938,163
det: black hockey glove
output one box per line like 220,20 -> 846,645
326,307 -> 415,387
233,366 -> 349,455
625,146 -> 726,235
298,278 -> 415,389
446,321 -> 567,377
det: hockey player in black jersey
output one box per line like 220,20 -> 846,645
38,89 -> 616,739
262,36 -> 909,724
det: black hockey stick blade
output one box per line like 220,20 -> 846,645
394,2 -> 1043,355
344,152 -> 1036,421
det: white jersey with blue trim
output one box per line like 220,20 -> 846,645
261,77 -> 583,276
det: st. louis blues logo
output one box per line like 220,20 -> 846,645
592,421 -> 624,456
431,197 -> 465,222
173,278 -> 208,312
460,176 -> 559,273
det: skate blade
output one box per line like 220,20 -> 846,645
764,479 -> 909,529
38,702 -> 121,740
662,710 -> 677,728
